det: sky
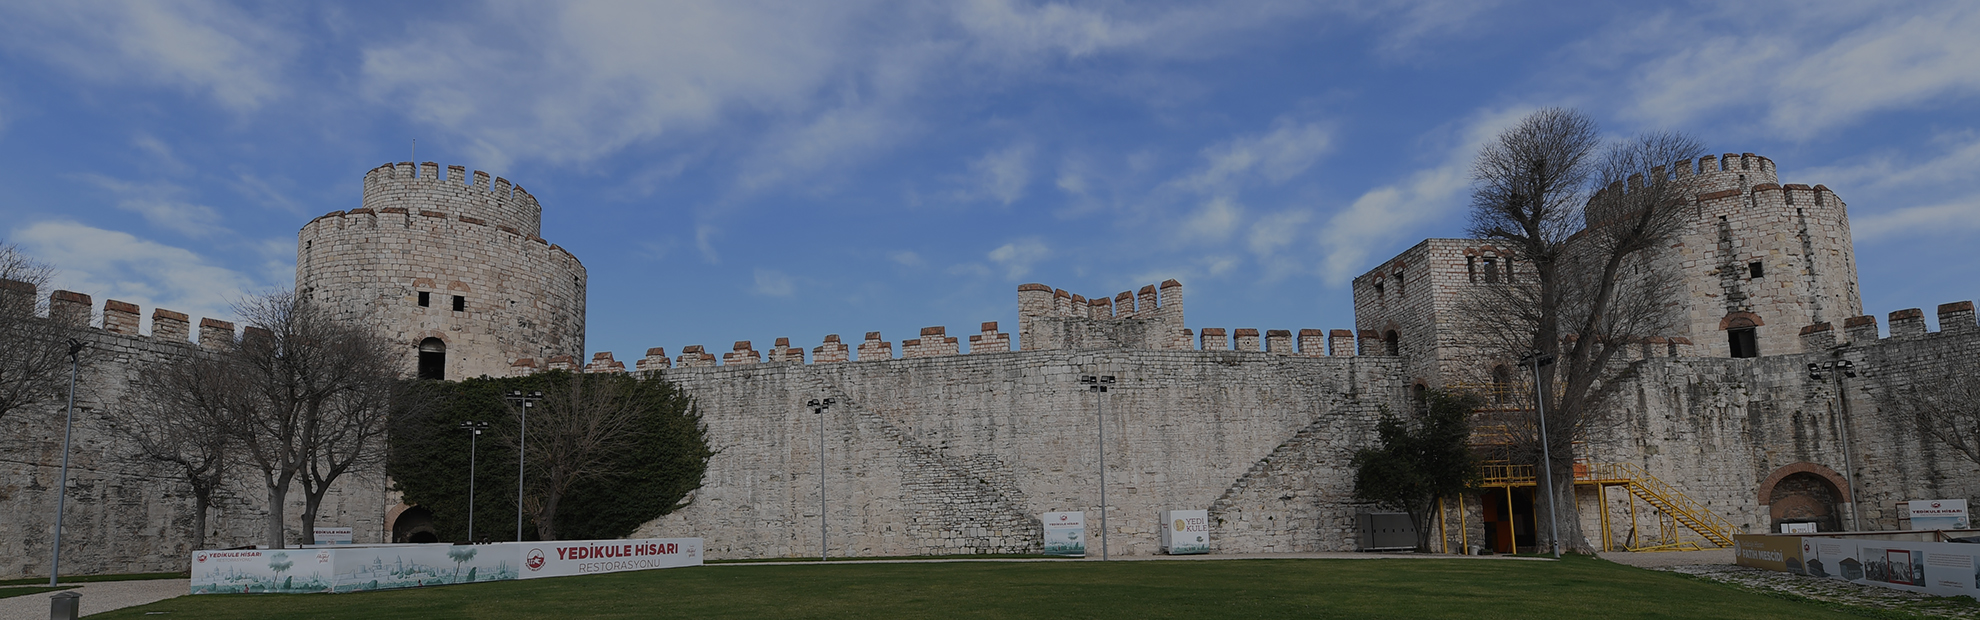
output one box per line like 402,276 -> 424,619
1,1 -> 1977,361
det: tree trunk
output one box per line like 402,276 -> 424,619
1535,460 -> 1594,554
190,490 -> 210,555
300,493 -> 322,546
265,482 -> 288,549
535,487 -> 562,541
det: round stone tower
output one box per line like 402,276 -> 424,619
296,162 -> 586,381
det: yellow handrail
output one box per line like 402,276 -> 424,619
1476,460 -> 1735,549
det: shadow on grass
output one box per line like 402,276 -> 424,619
97,555 -> 1876,619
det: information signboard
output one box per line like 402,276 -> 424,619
1160,509 -> 1209,555
1042,511 -> 1086,556
1908,499 -> 1971,530
191,537 -> 703,595
313,527 -> 355,544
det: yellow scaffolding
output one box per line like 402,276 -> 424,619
1474,461 -> 1734,551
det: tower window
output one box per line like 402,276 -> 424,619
1394,271 -> 1405,295
417,291 -> 430,307
418,337 -> 446,380
1728,328 -> 1759,358
453,295 -> 465,311
1748,262 -> 1764,278
1467,256 -> 1477,282
1374,281 -> 1385,297
1384,330 -> 1400,356
1483,258 -> 1499,283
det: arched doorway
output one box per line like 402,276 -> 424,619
1759,463 -> 1849,533
1384,330 -> 1400,356
418,337 -> 447,380
392,505 -> 440,543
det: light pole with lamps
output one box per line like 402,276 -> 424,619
459,420 -> 489,542
1078,374 -> 1115,561
807,398 -> 836,561
1520,352 -> 1561,558
506,390 -> 542,541
49,338 -> 85,587
1808,359 -> 1862,531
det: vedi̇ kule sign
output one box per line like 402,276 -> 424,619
1042,511 -> 1086,556
1160,509 -> 1209,555
1908,499 -> 1970,530
191,537 -> 701,594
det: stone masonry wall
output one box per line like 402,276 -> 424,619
297,162 -> 587,381
630,350 -> 1406,558
0,291 -> 388,579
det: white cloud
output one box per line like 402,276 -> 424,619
1853,200 -> 1980,242
753,268 -> 796,297
1248,209 -> 1313,256
1799,133 -> 1980,190
11,220 -> 262,326
1316,107 -> 1526,285
888,251 -> 926,268
1172,119 -> 1332,193
968,143 -> 1034,205
74,174 -> 225,238
0,1 -> 294,110
987,237 -> 1051,280
1612,4 -> 1980,133
1179,197 -> 1244,245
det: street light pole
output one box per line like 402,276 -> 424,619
807,398 -> 836,561
459,421 -> 488,542
507,390 -> 541,541
1079,375 -> 1116,561
49,338 -> 84,587
1522,352 -> 1560,559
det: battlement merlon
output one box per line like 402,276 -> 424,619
361,161 -> 544,237
1017,280 -> 1186,351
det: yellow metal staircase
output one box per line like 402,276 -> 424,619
1479,461 -> 1736,551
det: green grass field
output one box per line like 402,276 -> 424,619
100,556 -> 1896,619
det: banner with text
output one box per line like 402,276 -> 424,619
191,538 -> 702,595
1908,500 -> 1971,530
1161,509 -> 1210,555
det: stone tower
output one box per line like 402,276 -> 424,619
296,162 -> 587,381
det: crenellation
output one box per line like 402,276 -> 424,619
1328,329 -> 1355,357
902,326 -> 958,358
1200,327 -> 1228,351
198,317 -> 233,350
152,308 -> 190,343
858,332 -> 894,361
1298,329 -> 1325,356
968,321 -> 1010,353
509,357 -> 540,377
1937,301 -> 1976,335
1233,328 -> 1260,352
546,354 -> 579,371
103,299 -> 140,334
51,290 -> 91,325
1799,322 -> 1835,351
678,345 -> 717,368
1842,315 -> 1878,345
767,338 -> 805,363
1887,308 -> 1926,340
1264,329 -> 1292,354
724,341 -> 760,366
584,351 -> 626,374
1114,291 -> 1136,317
813,334 -> 850,363
636,347 -> 672,372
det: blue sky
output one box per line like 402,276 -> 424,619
2,1 -> 1977,360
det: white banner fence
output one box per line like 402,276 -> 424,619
190,538 -> 701,594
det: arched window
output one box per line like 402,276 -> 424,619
1412,383 -> 1428,414
1384,330 -> 1400,356
418,337 -> 446,380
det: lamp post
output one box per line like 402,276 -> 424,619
807,398 -> 836,561
49,338 -> 84,587
506,390 -> 541,541
1520,352 -> 1560,559
1078,375 -> 1116,561
1808,360 -> 1862,531
459,421 -> 489,543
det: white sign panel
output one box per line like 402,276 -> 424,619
518,538 -> 701,579
1908,499 -> 1970,530
1042,511 -> 1086,556
1160,509 -> 1210,555
1801,536 -> 1980,597
314,527 -> 355,544
191,548 -> 338,594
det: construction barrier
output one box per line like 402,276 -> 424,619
189,537 -> 701,594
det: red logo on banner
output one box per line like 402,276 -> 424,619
196,553 -> 207,563
527,549 -> 546,571
1059,515 -> 1067,521
1933,502 -> 1942,508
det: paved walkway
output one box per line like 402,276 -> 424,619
1596,548 -> 1734,568
712,551 -> 1554,567
0,579 -> 187,619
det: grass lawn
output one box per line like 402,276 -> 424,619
0,572 -> 184,587
100,555 -> 1879,619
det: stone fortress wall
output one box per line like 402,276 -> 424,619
0,285 -> 389,579
297,162 -> 587,381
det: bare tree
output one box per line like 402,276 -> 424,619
517,373 -> 647,541
119,351 -> 242,554
1462,108 -> 1705,553
0,242 -> 90,422
227,290 -> 403,548
1882,355 -> 1980,468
